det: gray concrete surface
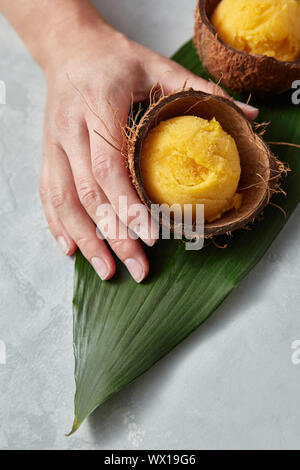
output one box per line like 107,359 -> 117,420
0,0 -> 300,450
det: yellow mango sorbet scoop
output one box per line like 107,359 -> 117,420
140,115 -> 242,223
211,0 -> 300,62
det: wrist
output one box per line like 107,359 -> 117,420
35,11 -> 112,72
0,0 -> 117,73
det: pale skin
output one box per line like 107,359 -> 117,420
0,0 -> 258,282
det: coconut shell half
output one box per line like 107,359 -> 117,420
128,90 -> 283,239
194,0 -> 300,96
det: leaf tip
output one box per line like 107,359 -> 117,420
66,417 -> 81,437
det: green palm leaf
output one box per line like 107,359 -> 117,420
70,40 -> 300,434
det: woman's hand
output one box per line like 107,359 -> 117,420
38,19 -> 258,282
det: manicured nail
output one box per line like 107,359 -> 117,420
91,257 -> 109,280
135,221 -> 159,246
141,235 -> 158,247
57,236 -> 69,255
125,258 -> 144,283
132,224 -> 151,245
235,100 -> 259,114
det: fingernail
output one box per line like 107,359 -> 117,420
142,236 -> 158,247
140,221 -> 159,246
57,236 -> 69,255
91,257 -> 109,280
235,100 -> 259,113
132,223 -> 154,246
125,258 -> 145,283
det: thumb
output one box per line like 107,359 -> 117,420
151,57 -> 259,121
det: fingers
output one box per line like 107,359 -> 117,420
86,98 -> 158,246
40,159 -> 77,256
61,123 -> 150,282
147,56 -> 259,120
41,141 -> 116,280
232,99 -> 259,121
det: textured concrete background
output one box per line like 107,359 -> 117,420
0,0 -> 300,450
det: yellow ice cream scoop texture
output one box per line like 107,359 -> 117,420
211,0 -> 300,62
140,115 -> 242,223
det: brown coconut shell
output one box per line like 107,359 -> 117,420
194,0 -> 300,96
127,90 -> 283,239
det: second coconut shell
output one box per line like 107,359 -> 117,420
194,0 -> 300,96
